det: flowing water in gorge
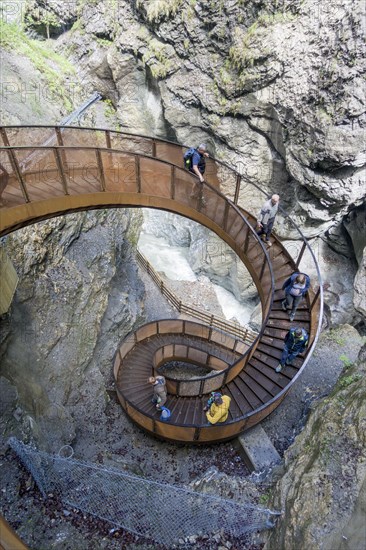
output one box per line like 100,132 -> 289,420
138,232 -> 255,325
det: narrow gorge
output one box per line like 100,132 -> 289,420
0,1 -> 365,549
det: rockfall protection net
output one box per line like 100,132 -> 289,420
9,437 -> 279,546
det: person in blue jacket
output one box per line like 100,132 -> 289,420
282,272 -> 310,321
185,144 -> 209,183
276,327 -> 309,373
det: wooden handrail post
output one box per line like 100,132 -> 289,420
295,242 -> 307,269
135,156 -> 141,193
0,129 -> 30,203
54,148 -> 69,195
234,173 -> 241,205
310,287 -> 320,310
95,149 -> 106,191
171,165 -> 176,200
243,228 -> 250,254
105,130 -> 112,149
259,261 -> 266,281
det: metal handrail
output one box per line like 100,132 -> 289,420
0,126 -> 323,430
0,140 -> 275,391
116,319 -> 247,388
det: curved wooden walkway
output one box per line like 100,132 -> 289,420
0,126 -> 323,444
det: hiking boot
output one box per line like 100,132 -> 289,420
281,301 -> 287,312
265,240 -> 272,247
275,364 -> 283,373
289,313 -> 295,322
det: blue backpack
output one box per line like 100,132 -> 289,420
160,406 -> 171,422
183,147 -> 196,170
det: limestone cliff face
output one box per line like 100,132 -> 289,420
24,0 -> 365,325
0,209 -> 144,452
264,345 -> 366,550
57,0 -> 365,226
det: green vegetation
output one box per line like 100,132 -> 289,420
71,19 -> 84,34
326,329 -> 346,346
96,36 -> 113,48
229,26 -> 264,71
228,7 -> 297,89
259,493 -> 270,505
339,354 -> 352,368
25,10 -> 61,39
338,372 -> 362,390
0,19 -> 76,110
103,99 -> 116,119
142,38 -> 172,79
136,0 -> 184,22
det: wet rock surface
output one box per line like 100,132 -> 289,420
264,344 -> 366,550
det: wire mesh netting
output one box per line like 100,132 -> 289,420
9,437 -> 279,546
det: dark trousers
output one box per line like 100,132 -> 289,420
284,294 -> 302,313
257,218 -> 275,240
280,346 -> 301,366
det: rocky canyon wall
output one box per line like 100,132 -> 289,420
265,344 -> 366,550
0,209 -> 145,452
21,0 -> 365,326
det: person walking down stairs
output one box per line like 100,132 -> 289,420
276,328 -> 309,373
148,376 -> 167,410
256,194 -> 280,247
282,272 -> 310,321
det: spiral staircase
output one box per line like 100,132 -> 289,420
0,126 -> 323,444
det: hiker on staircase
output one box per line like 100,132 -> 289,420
148,375 -> 167,410
256,194 -> 280,247
204,392 -> 231,424
184,144 -> 209,207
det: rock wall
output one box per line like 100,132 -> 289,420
23,0 -> 365,326
0,209 -> 145,452
264,345 -> 366,550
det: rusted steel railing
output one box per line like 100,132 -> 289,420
136,249 -> 257,343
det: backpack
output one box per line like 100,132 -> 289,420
183,147 -> 196,170
160,406 -> 171,422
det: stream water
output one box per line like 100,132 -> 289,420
138,232 -> 254,325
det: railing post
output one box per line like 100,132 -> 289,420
171,165 -> 175,199
0,129 -> 30,203
243,228 -> 250,253
152,139 -> 156,158
259,258 -> 266,281
95,149 -> 106,191
55,127 -> 64,146
223,201 -> 229,231
53,148 -> 69,195
135,156 -> 141,193
234,173 -> 241,205
193,427 -> 201,441
295,242 -> 307,269
310,287 -> 320,311
105,130 -> 112,149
